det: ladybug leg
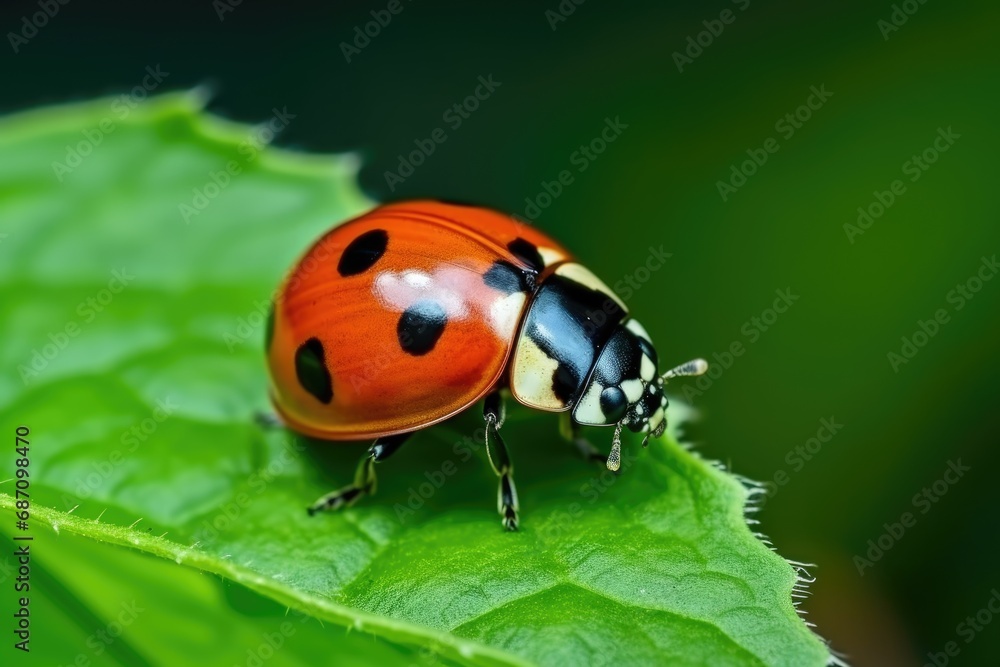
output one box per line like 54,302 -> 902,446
484,391 -> 520,532
558,413 -> 607,467
306,433 -> 409,516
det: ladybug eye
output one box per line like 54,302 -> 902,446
599,386 -> 628,422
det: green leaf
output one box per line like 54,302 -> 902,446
1,523 -> 460,666
0,93 -> 835,666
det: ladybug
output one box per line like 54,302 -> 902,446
266,200 -> 706,530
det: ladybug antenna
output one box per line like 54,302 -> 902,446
661,358 -> 709,382
606,422 -> 623,472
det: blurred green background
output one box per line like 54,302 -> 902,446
3,0 -> 998,664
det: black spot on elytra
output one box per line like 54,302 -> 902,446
483,260 -> 532,294
264,303 -> 275,350
434,198 -> 479,208
295,337 -> 333,404
397,300 -> 448,355
338,229 -> 388,276
600,386 -> 628,422
507,238 -> 545,272
552,364 -> 577,403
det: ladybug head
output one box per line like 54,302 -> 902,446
572,318 -> 707,470
638,357 -> 709,438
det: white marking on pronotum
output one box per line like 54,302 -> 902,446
537,246 -> 567,267
574,381 -> 605,423
620,378 -> 644,403
511,335 -> 566,410
555,263 -> 627,311
640,355 -> 656,381
626,318 -> 652,343
487,291 -> 526,339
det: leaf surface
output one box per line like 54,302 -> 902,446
0,93 -> 832,666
